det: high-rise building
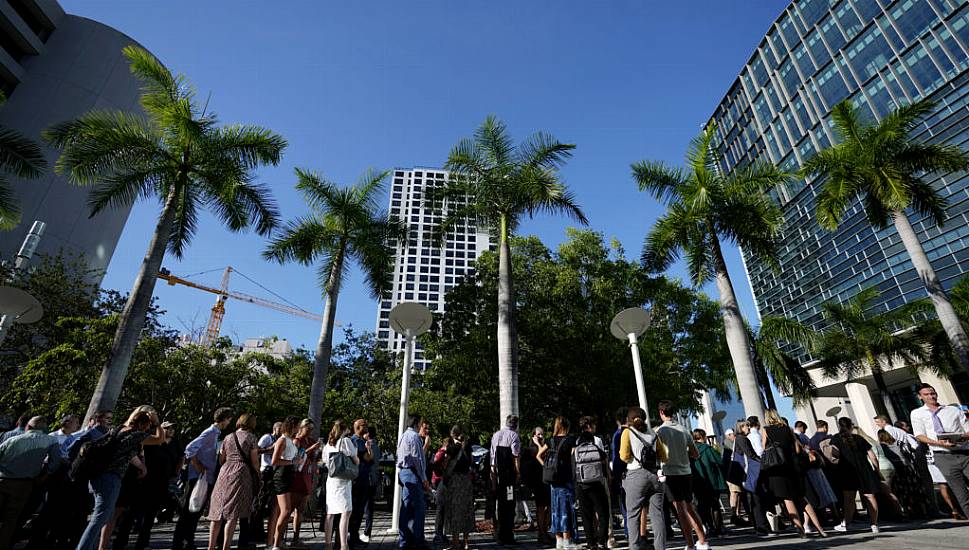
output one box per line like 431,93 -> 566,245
0,0 -> 149,281
374,167 -> 494,370
707,0 -> 969,436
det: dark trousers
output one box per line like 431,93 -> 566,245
112,491 -> 162,550
746,488 -> 771,532
576,482 -> 609,547
363,483 -> 377,536
349,479 -> 372,545
495,483 -> 516,544
173,478 -> 210,549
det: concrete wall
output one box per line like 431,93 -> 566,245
0,13 -> 146,281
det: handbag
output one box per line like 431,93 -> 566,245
188,476 -> 209,513
761,431 -> 786,471
232,432 -> 261,513
328,438 -> 359,480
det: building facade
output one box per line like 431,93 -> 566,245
0,0 -> 147,281
707,0 -> 969,436
374,168 -> 494,371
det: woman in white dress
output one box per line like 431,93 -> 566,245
324,419 -> 359,550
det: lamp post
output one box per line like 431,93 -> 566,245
0,221 -> 46,345
610,307 -> 652,428
387,302 -> 433,535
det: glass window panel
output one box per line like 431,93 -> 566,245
793,42 -> 816,77
814,62 -> 851,107
928,0 -> 953,17
889,0 -> 939,43
797,134 -> 817,160
851,0 -> 882,21
938,27 -> 968,70
774,118 -> 792,153
780,12 -> 801,47
806,29 -> 830,67
779,57 -> 801,97
864,74 -> 897,117
764,128 -> 781,160
799,0 -> 832,28
880,67 -> 907,101
766,80 -> 784,112
924,34 -> 957,77
741,69 -> 756,97
751,53 -> 770,87
950,5 -> 969,57
835,1 -> 864,41
820,14 -> 847,52
770,33 -> 786,65
878,14 -> 905,51
792,92 -> 816,130
852,92 -> 877,123
783,107 -> 802,143
753,91 -> 772,127
903,42 -> 944,92
813,120 -> 832,149
844,24 -> 892,81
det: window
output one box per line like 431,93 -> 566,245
791,92 -> 815,132
903,42 -> 944,92
820,15 -> 847,52
937,27 -> 967,70
864,74 -> 897,117
889,0 -> 938,43
798,0 -> 832,28
779,58 -> 801,97
813,61 -> 851,108
780,13 -> 801,50
851,0 -> 881,21
753,92 -> 772,127
793,42 -> 816,78
751,52 -> 770,87
924,34 -> 956,77
844,24 -> 891,82
805,29 -> 829,67
834,1 -> 863,42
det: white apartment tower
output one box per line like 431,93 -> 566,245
375,167 -> 494,370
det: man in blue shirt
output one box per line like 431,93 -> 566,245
0,416 -> 60,550
172,407 -> 233,550
350,418 -> 375,548
397,413 -> 430,550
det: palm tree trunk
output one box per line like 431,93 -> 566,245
893,210 -> 969,376
712,235 -> 765,421
496,214 -> 519,426
757,362 -> 778,411
871,368 -> 900,421
84,188 -> 178,422
308,252 -> 344,438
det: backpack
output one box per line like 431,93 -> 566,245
574,440 -> 605,484
626,427 -> 658,473
69,429 -> 119,483
542,437 -> 571,484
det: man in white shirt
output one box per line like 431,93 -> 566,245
746,416 -> 764,457
873,415 -> 918,450
48,414 -> 80,447
910,383 -> 969,519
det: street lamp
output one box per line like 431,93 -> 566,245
0,221 -> 45,345
610,307 -> 652,428
387,301 -> 433,535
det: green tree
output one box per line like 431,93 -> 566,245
752,317 -> 818,410
431,116 -> 587,424
264,169 -> 405,436
44,46 -> 285,420
634,125 -> 790,420
0,90 -> 47,230
803,99 -> 969,377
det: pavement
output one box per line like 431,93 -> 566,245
131,508 -> 969,550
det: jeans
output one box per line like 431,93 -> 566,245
77,473 -> 123,550
934,452 -> 969,517
363,484 -> 376,536
576,482 -> 608,547
433,480 -> 446,537
398,469 -> 426,549
622,469 -> 665,550
550,484 -> 577,537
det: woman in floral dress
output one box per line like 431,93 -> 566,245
208,413 -> 261,550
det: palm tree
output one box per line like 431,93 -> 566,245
803,99 -> 969,377
753,317 -> 818,414
634,124 -> 790,420
45,46 -> 285,420
812,288 -> 933,420
431,116 -> 587,424
0,91 -> 47,230
264,168 -> 406,436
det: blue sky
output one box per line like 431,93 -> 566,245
63,1 -> 792,415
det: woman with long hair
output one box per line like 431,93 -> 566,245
289,418 -> 322,547
323,419 -> 359,550
442,425 -> 475,550
269,416 -> 300,550
537,416 -> 577,549
830,417 -> 880,533
761,410 -> 825,537
207,413 -> 261,550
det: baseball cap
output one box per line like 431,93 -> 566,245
161,421 -> 175,429
724,428 -> 735,436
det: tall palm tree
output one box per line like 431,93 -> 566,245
803,99 -> 969,377
431,116 -> 587,424
264,168 -> 406,436
45,46 -> 285,420
753,317 -> 818,413
0,91 -> 47,230
812,288 -> 932,420
634,124 -> 790,420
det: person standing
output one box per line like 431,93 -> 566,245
442,426 -> 474,550
537,416 -> 577,549
655,401 -> 709,550
721,429 -> 745,525
619,406 -> 666,550
746,417 -> 764,457
490,415 -> 521,546
0,416 -> 61,550
323,420 -> 359,550
290,419 -> 321,548
910,383 -> 969,520
830,417 -> 880,533
348,419 -> 374,549
257,421 -> 282,545
173,407 -> 234,550
269,417 -> 299,550
206,413 -> 260,550
0,415 -> 28,444
76,406 -> 165,550
574,416 -> 609,550
49,414 -> 81,447
610,408 -> 628,537
761,411 -> 824,537
397,414 -> 430,550
430,438 -> 449,544
523,427 -> 552,545
690,429 -> 726,537
362,426 -> 381,543
793,421 -> 838,531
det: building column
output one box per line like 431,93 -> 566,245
919,370 -> 961,405
844,382 -> 879,439
695,390 -> 715,437
795,402 -> 818,435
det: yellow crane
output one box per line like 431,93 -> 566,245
158,266 -> 334,345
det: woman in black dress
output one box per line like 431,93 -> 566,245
761,411 -> 825,537
830,417 -> 880,533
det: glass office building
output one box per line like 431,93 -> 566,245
707,0 -> 969,425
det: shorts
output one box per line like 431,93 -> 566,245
663,474 -> 693,502
273,465 -> 294,495
727,481 -> 742,494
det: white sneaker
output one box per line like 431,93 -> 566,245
556,538 -> 564,549
871,525 -> 880,534
804,524 -> 814,534
696,543 -> 711,550
834,522 -> 847,532
360,534 -> 370,543
562,540 -> 579,549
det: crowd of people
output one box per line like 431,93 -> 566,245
0,380 -> 967,550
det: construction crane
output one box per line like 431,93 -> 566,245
158,266 -> 333,345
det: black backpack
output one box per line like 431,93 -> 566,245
69,429 -> 119,482
542,437 -> 571,484
626,428 -> 658,473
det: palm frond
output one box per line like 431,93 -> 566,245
631,160 -> 686,205
263,216 -> 342,265
0,127 -> 47,178
475,115 -> 514,167
518,132 -> 575,170
168,185 -> 200,258
0,176 -> 21,230
211,125 -> 287,168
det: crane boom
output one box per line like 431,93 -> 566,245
158,266 -> 331,345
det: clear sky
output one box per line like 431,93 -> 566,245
61,0 -> 793,416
